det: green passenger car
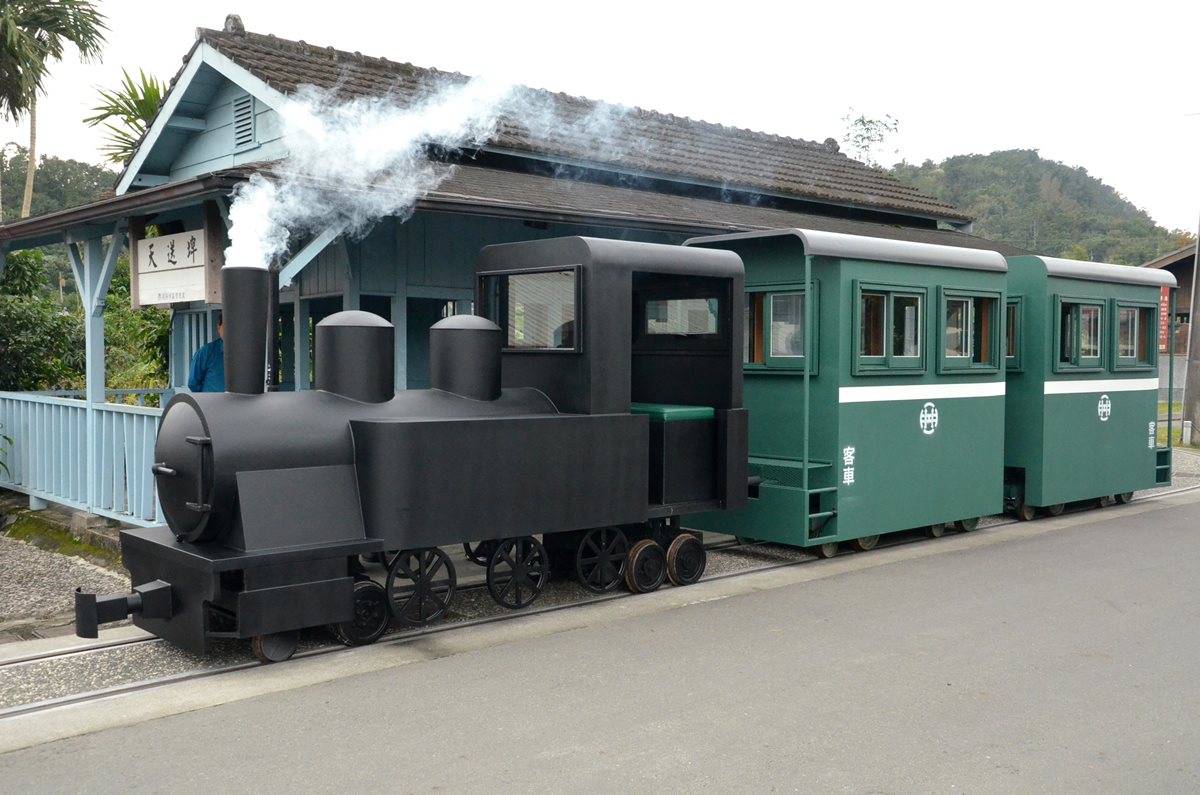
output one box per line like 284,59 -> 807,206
1003,256 -> 1176,519
683,229 -> 1008,554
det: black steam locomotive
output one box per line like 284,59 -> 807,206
76,237 -> 748,662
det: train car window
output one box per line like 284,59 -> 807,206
854,282 -> 925,374
769,293 -> 804,357
1005,299 -> 1022,371
1055,299 -> 1104,371
645,297 -> 719,335
745,293 -> 764,364
1114,302 -> 1157,370
746,289 -> 816,372
938,290 -> 1000,373
480,269 -> 578,351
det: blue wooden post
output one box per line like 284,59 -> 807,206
392,287 -> 408,390
66,227 -> 124,515
293,297 -> 310,390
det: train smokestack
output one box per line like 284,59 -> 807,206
315,311 -> 395,403
429,315 -> 502,401
221,266 -> 271,395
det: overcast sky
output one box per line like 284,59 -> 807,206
2,0 -> 1197,238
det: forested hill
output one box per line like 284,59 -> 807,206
890,149 -> 1191,266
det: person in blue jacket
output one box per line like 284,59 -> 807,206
188,316 -> 225,392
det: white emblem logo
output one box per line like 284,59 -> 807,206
1098,394 -> 1111,422
919,402 -> 939,435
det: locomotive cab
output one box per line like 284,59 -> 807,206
477,236 -> 748,515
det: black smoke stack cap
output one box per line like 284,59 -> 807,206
221,266 -> 270,395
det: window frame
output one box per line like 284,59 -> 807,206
853,281 -> 926,375
478,265 -> 583,354
936,288 -> 1002,374
1054,296 -> 1105,372
744,286 -> 818,373
1111,298 -> 1158,371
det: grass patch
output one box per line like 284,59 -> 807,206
4,514 -> 123,569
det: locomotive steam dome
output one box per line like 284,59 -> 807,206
429,315 -> 502,401
315,310 -> 395,403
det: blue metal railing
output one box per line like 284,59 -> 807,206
0,391 -> 164,526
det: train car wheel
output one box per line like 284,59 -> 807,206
625,539 -> 667,593
331,580 -> 390,646
251,630 -> 299,664
575,527 -> 629,593
1115,492 -> 1134,505
953,517 -> 980,532
665,534 -> 706,587
813,542 -> 839,559
1015,502 -> 1036,522
487,536 -> 549,609
387,548 -> 457,626
925,523 -> 945,538
850,535 -> 880,552
1044,503 -> 1066,516
463,541 -> 497,567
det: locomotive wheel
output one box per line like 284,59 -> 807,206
625,539 -> 667,593
1044,503 -> 1066,517
665,534 -> 706,587
463,540 -> 498,567
953,517 -> 980,532
387,547 -> 457,626
487,536 -> 549,609
850,534 -> 880,552
925,523 -> 945,538
575,526 -> 629,593
1115,492 -> 1134,505
251,630 -> 299,664
331,580 -> 390,647
1015,501 -> 1036,522
813,542 -> 840,559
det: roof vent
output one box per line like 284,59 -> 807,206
224,14 -> 245,35
233,94 -> 255,149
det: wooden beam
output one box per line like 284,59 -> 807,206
130,174 -> 169,187
165,116 -> 206,131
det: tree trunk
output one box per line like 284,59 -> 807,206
21,95 -> 36,219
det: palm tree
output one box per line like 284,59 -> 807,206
83,68 -> 164,164
0,0 -> 106,218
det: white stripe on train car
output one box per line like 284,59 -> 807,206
1043,378 -> 1159,395
838,382 -> 1006,404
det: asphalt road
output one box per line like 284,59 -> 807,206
3,491 -> 1199,793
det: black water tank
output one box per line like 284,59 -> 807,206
315,311 -> 395,403
429,315 -> 502,401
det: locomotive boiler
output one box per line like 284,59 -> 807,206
76,238 -> 748,662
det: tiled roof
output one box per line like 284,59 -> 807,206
422,164 -> 1023,255
195,26 -> 972,225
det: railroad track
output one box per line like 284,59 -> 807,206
4,483 -> 1196,721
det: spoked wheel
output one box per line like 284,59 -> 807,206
666,534 -> 706,587
330,580 -> 391,647
1015,501 -> 1036,522
812,541 -> 840,559
625,539 -> 667,593
1044,503 -> 1066,517
463,540 -> 497,567
251,630 -> 299,664
850,534 -> 880,552
386,547 -> 457,626
575,526 -> 629,593
925,523 -> 945,538
487,536 -> 549,609
1115,492 -> 1134,505
953,516 -> 980,532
